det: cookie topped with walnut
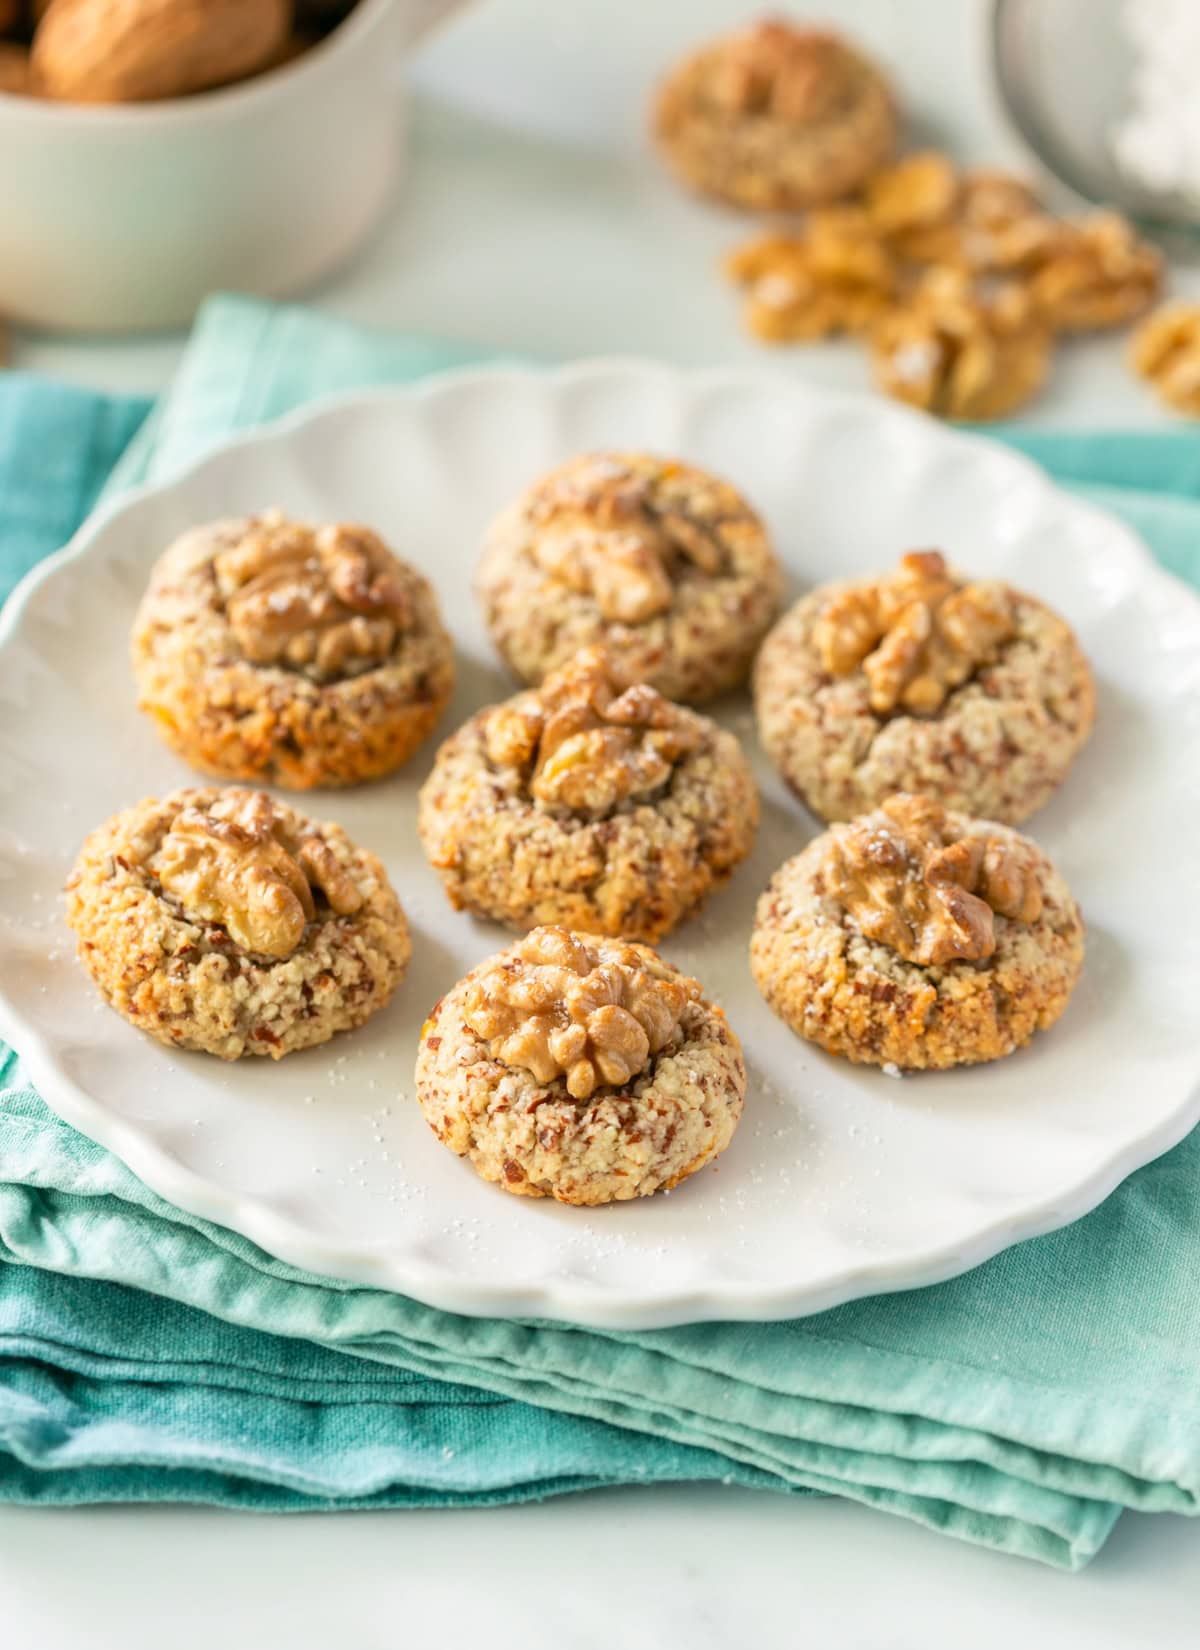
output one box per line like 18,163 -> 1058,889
65,788 -> 411,1060
418,647 -> 758,943
416,926 -> 746,1204
132,511 -> 455,790
652,18 -> 897,212
476,452 -> 784,705
754,549 -> 1095,824
750,793 -> 1085,1070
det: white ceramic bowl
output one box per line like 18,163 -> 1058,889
0,0 -> 467,333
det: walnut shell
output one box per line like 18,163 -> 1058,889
33,0 -> 292,104
0,41 -> 34,93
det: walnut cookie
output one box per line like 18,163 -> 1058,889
132,511 -> 455,789
750,793 -> 1084,1070
754,549 -> 1095,824
418,648 -> 758,943
65,788 -> 411,1060
653,18 -> 897,211
476,452 -> 784,704
416,926 -> 746,1204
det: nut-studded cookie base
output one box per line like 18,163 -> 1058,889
416,928 -> 746,1204
476,452 -> 784,705
132,513 -> 455,790
750,806 -> 1084,1070
754,553 -> 1095,824
65,788 -> 411,1060
418,650 -> 759,943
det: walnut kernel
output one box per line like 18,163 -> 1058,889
813,549 -> 1015,715
463,926 -> 698,1099
870,266 -> 1050,420
725,212 -> 896,343
877,159 -> 1054,275
214,513 -> 412,682
484,647 -> 699,813
527,462 -> 725,623
1026,212 -> 1163,333
1130,302 -> 1200,415
863,150 -> 959,235
155,790 -> 362,959
826,793 -> 1043,965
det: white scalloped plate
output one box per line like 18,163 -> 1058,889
2,361 -> 1199,1329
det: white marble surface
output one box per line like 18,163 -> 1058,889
4,0 -> 1200,1636
0,1491 -> 1198,1646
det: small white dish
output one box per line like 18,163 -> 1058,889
1,360 -> 1198,1329
0,0 -> 469,332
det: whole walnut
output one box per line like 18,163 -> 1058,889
33,0 -> 292,104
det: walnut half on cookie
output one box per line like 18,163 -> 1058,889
416,926 -> 746,1203
754,548 -> 1095,824
65,788 -> 411,1059
476,452 -> 784,705
418,647 -> 759,943
750,794 -> 1084,1070
131,511 -> 455,790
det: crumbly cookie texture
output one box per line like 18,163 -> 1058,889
653,19 -> 897,211
476,452 -> 784,705
65,787 -> 410,1060
750,793 -> 1084,1069
416,926 -> 746,1204
131,511 -> 455,790
754,549 -> 1095,824
418,647 -> 759,943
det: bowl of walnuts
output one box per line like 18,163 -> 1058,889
0,0 -> 469,332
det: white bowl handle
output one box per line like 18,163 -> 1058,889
402,0 -> 474,47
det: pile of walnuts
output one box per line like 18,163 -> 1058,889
724,148 -> 1176,421
0,0 -> 359,106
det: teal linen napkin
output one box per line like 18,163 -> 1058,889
2,294 -> 1200,1570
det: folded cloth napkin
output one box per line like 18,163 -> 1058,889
2,294 -> 1200,1571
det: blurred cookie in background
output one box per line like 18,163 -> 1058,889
653,16 -> 898,211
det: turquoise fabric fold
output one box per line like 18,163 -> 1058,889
2,293 -> 1199,1570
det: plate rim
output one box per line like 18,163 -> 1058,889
3,356 -> 1199,1329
